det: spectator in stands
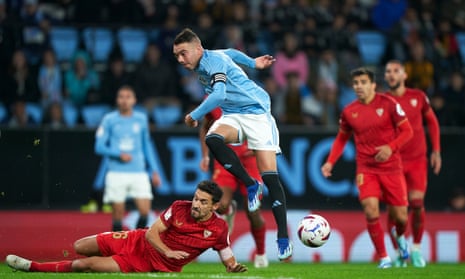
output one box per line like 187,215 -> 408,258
404,41 -> 435,95
446,186 -> 465,212
38,48 -> 62,108
41,101 -> 65,129
433,19 -> 461,74
21,0 -> 52,65
193,13 -> 219,50
64,50 -> 100,107
100,54 -> 133,107
278,71 -> 314,126
3,49 -> 39,110
441,71 -> 465,126
272,32 -> 309,89
8,99 -> 35,127
0,0 -> 22,76
134,43 -> 180,112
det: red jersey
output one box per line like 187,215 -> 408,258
340,93 -> 408,174
155,200 -> 229,271
386,88 -> 431,161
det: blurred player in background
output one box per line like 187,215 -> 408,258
95,85 -> 161,231
6,180 -> 247,273
321,68 -> 413,268
199,106 -> 268,268
173,28 -> 292,260
384,60 -> 441,267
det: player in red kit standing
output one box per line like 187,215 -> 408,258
384,60 -> 441,268
199,107 -> 268,268
6,181 -> 247,273
321,68 -> 413,268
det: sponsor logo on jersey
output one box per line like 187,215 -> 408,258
204,230 -> 212,238
351,112 -> 358,118
174,220 -> 183,227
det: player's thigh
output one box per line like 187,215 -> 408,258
128,173 -> 153,200
95,231 -> 129,256
72,256 -> 121,272
74,235 -> 101,256
207,116 -> 240,143
403,159 -> 427,199
241,113 -> 281,154
357,173 -> 382,202
379,173 -> 408,207
104,172 -> 130,203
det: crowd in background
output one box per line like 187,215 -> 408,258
1,0 -> 465,129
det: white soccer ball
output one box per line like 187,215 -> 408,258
297,214 -> 331,248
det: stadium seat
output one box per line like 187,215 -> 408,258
25,102 -> 43,124
0,102 -> 7,123
49,27 -> 79,62
62,103 -> 79,127
82,27 -> 115,63
81,104 -> 112,128
456,32 -> 465,65
117,28 -> 148,63
355,31 -> 386,65
151,105 -> 182,128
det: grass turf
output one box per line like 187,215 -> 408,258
1,262 -> 464,279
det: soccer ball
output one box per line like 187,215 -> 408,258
297,214 -> 331,248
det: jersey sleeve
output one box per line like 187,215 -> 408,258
212,223 -> 230,252
222,48 -> 255,69
159,202 -> 178,228
94,115 -> 121,158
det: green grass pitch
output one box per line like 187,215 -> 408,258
1,262 -> 464,279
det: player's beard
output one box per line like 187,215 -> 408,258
388,81 -> 401,90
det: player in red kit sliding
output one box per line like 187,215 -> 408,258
199,107 -> 268,267
321,68 -> 413,268
6,181 -> 247,273
384,60 -> 441,268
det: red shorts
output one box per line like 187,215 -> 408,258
97,230 -> 154,272
212,155 -> 261,197
356,172 -> 408,206
402,159 -> 427,193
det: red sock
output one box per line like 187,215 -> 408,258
367,217 -> 387,258
410,199 -> 425,245
30,261 -> 73,272
387,215 -> 398,249
251,224 -> 266,255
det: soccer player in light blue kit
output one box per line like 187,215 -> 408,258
173,28 -> 292,260
95,85 -> 161,231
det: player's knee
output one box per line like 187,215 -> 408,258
205,134 -> 224,150
71,259 -> 89,272
409,198 -> 424,210
73,239 -> 85,254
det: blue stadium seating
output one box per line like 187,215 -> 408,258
117,28 -> 148,63
25,102 -> 43,124
81,104 -> 112,128
62,103 -> 79,127
456,32 -> 465,65
82,27 -> 115,63
0,102 -> 7,123
49,27 -> 79,62
151,105 -> 182,128
355,31 -> 386,65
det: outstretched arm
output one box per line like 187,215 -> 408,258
321,129 -> 351,177
223,48 -> 275,69
218,247 -> 248,273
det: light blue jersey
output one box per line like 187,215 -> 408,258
190,48 -> 271,121
95,111 -> 157,174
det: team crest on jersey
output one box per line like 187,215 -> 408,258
351,112 -> 358,118
204,230 -> 212,238
376,108 -> 384,117
133,123 -> 141,133
410,98 -> 418,107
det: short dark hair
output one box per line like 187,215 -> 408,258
350,67 -> 375,82
197,180 -> 223,203
174,28 -> 200,45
